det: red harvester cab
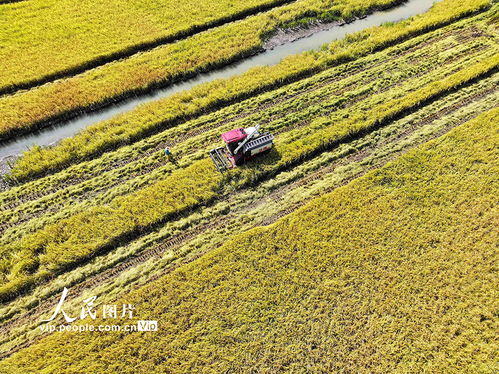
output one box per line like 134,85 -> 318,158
209,125 -> 274,172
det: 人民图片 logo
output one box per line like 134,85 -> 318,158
40,287 -> 157,333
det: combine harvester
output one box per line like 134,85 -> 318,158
209,125 -> 274,172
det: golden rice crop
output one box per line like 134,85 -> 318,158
0,107 -> 496,373
0,0 -> 416,141
0,0 -> 292,92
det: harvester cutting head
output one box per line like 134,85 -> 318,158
209,124 -> 274,172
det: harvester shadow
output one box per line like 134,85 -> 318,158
230,148 -> 283,186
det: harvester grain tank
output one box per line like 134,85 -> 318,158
209,124 -> 274,172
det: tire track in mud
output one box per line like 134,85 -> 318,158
0,80 -> 495,359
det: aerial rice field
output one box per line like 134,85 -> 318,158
2,0 -> 491,178
0,0 -> 497,370
1,0 -> 295,90
0,104 -> 497,373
